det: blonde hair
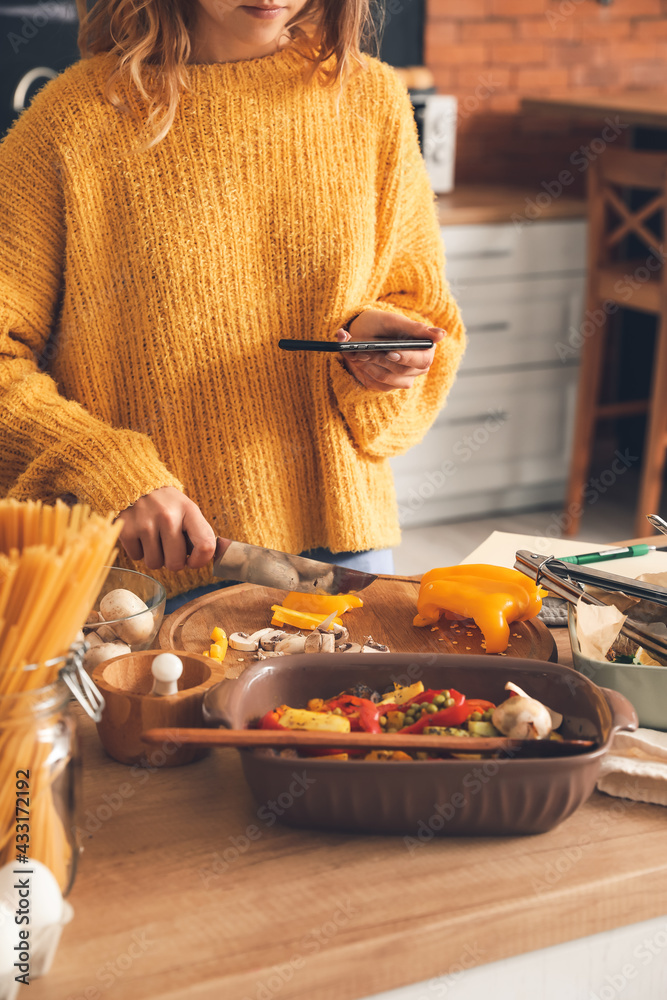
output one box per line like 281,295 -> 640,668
75,0 -> 375,146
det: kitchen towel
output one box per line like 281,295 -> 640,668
596,728 -> 667,807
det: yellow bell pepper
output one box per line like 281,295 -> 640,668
413,564 -> 546,654
278,709 -> 351,732
282,592 -> 363,615
270,605 -> 344,630
208,627 -> 228,662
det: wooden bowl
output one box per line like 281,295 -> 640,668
92,650 -> 221,766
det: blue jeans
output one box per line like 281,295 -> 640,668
164,548 -> 394,614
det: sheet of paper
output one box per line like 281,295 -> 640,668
460,530 -> 667,580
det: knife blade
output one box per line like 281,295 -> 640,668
211,537 -> 378,595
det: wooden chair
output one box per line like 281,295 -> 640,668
564,147 -> 667,538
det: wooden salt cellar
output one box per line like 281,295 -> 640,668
92,650 -> 223,767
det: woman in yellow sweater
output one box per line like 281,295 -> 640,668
0,0 -> 465,605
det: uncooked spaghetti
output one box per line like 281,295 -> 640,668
0,500 -> 122,888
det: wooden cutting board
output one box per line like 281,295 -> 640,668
158,578 -> 556,677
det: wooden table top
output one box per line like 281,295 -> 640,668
522,91 -> 667,131
437,184 -> 586,227
31,601 -> 667,1000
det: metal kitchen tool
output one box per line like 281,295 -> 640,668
542,554 -> 667,605
212,538 -> 418,595
515,550 -> 667,662
647,514 -> 667,536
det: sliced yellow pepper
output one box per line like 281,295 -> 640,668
279,709 -> 351,732
413,564 -> 546,654
270,605 -> 344,630
208,627 -> 228,662
282,592 -> 363,616
378,681 -> 424,706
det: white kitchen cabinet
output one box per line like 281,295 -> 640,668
390,218 -> 587,527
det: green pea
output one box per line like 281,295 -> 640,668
483,710 -> 494,721
443,690 -> 451,699
445,697 -> 455,708
386,726 -> 398,733
426,704 -> 438,714
434,694 -> 446,706
470,711 -> 482,721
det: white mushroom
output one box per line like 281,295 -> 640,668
228,628 -> 276,652
85,632 -> 104,649
259,629 -> 289,651
492,682 -> 560,741
362,637 -> 390,653
275,634 -> 307,654
95,624 -> 120,644
84,611 -> 103,628
319,632 -> 335,653
318,621 -> 349,646
99,589 -> 155,645
83,641 -> 131,671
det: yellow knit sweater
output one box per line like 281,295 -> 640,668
0,48 -> 465,597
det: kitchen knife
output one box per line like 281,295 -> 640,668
212,537 -> 379,595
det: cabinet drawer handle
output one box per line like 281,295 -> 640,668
446,410 -> 509,427
450,249 -> 513,260
466,322 -> 511,334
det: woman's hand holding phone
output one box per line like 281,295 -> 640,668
336,310 -> 445,391
117,486 -> 216,572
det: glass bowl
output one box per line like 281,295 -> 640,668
83,567 -> 166,660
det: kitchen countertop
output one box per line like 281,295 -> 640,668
31,612 -> 667,1000
521,92 -> 667,131
436,184 -> 587,227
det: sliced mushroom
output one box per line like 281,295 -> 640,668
275,634 -> 307,654
318,621 -> 349,646
362,637 -> 390,653
319,632 -> 335,653
304,631 -> 323,654
259,629 -> 289,651
228,628 -> 276,652
337,642 -> 362,653
253,649 -> 285,660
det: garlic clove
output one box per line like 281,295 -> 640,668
503,681 -> 563,731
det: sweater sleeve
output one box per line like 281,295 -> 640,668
0,87 -> 183,516
329,73 -> 466,459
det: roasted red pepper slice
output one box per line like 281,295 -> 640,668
400,689 -> 468,734
259,710 -> 286,730
324,695 -> 383,734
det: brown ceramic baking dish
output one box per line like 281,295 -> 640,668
202,653 -> 637,837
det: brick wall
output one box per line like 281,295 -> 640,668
424,0 -> 667,188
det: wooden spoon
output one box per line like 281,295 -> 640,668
142,727 -> 595,757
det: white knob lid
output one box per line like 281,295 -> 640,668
151,653 -> 183,683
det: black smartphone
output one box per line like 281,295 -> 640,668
278,339 -> 434,353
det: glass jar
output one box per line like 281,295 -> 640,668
0,666 -> 82,896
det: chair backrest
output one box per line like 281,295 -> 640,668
589,148 -> 666,262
